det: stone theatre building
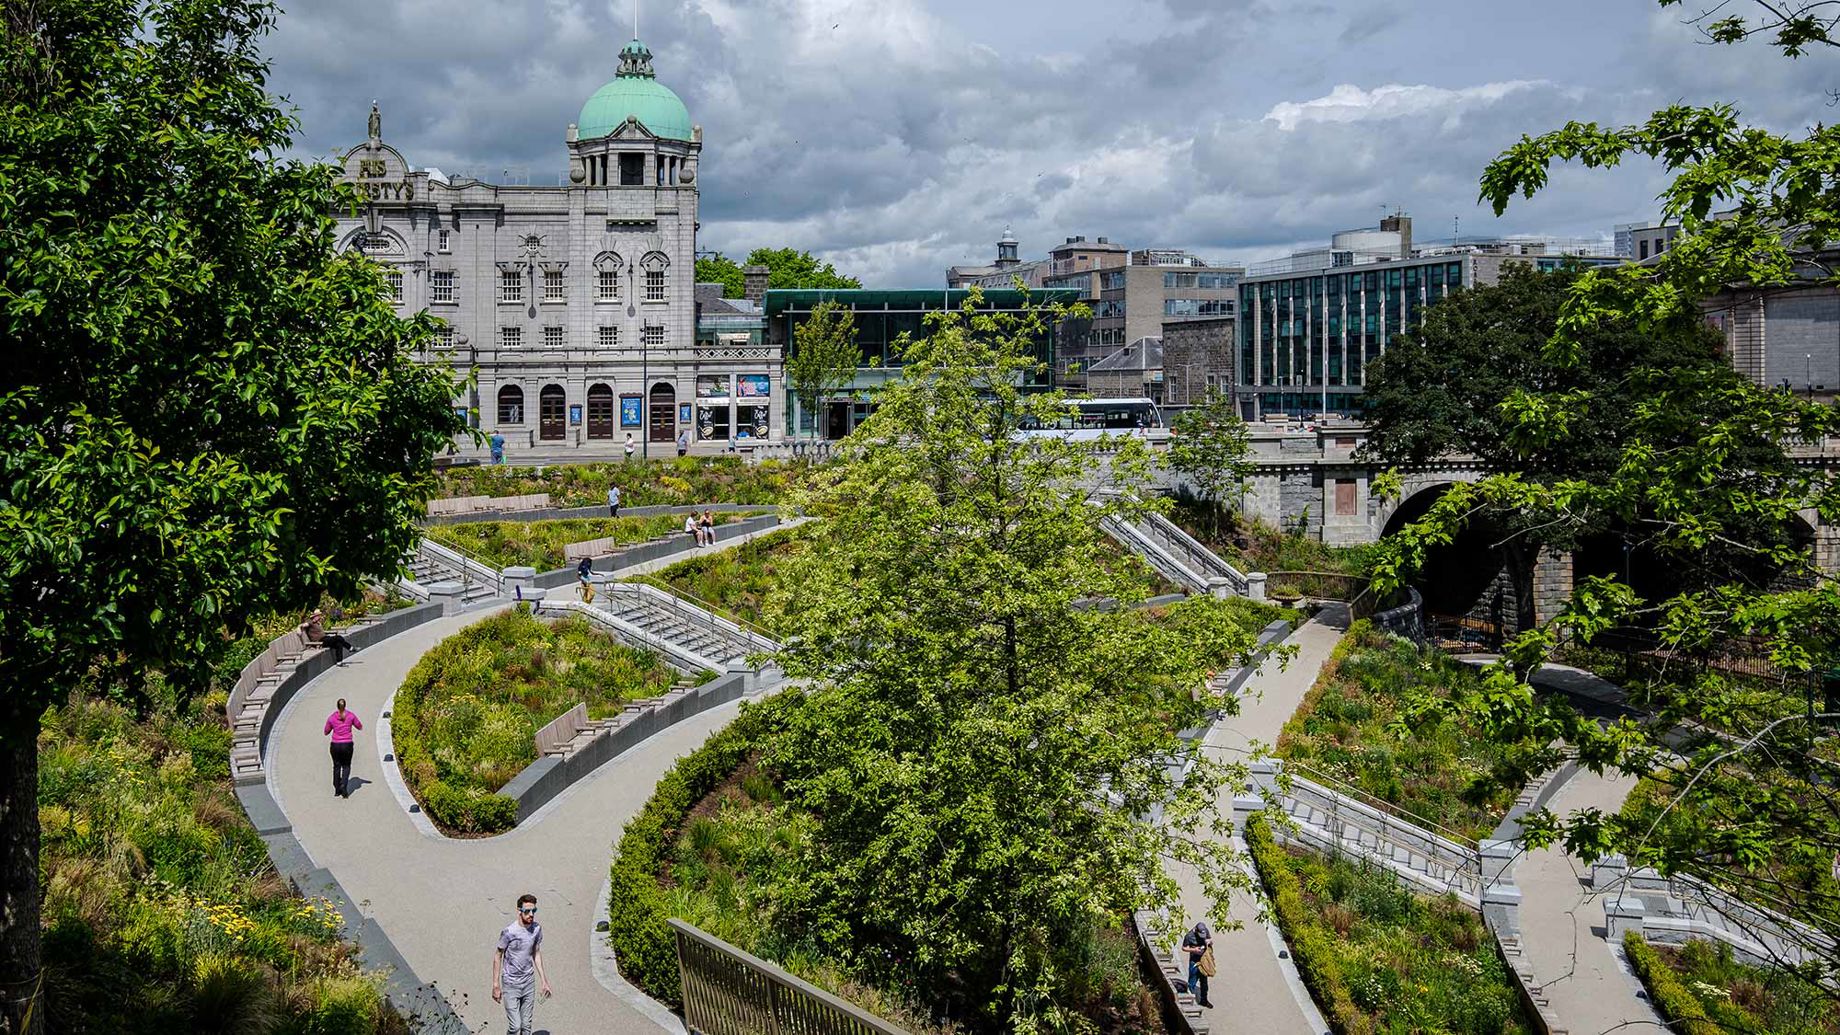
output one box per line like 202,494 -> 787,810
333,38 -> 777,457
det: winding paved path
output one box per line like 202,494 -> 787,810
268,607 -> 721,1034
1172,616 -> 1346,1035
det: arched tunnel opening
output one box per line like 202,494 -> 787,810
1381,484 -> 1518,647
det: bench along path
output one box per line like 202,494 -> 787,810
269,607 -> 731,1034
1166,616 -> 1345,1035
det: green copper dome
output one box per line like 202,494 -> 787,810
577,38 -> 693,142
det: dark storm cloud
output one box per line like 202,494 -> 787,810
261,0 -> 1838,285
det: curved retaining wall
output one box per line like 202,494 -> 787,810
422,501 -> 779,527
229,602 -> 461,1032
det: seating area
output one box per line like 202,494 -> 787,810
425,492 -> 552,517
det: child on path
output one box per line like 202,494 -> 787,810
491,894 -> 551,1035
323,698 -> 362,798
624,432 -> 637,461
577,557 -> 595,604
607,483 -> 621,518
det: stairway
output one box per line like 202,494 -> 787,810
545,677 -> 702,760
591,588 -> 773,669
402,551 -> 497,603
1137,513 -> 1248,590
1275,792 -> 1483,903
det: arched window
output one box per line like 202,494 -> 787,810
539,384 -> 567,441
497,385 -> 524,425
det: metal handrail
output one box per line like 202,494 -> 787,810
1142,512 -> 1249,589
419,535 -> 503,597
1284,760 -> 1482,851
621,574 -> 780,646
671,919 -> 909,1035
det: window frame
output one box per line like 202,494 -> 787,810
499,270 -> 524,304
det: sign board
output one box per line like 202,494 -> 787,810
620,396 -> 643,427
569,404 -> 583,426
738,374 -> 770,398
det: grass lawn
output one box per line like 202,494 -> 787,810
425,511 -> 761,571
39,686 -> 403,1032
1277,621 -> 1516,841
392,610 -> 678,831
1246,817 -> 1533,1035
1624,932 -> 1838,1035
437,455 -> 804,508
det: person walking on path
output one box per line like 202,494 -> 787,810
676,428 -> 689,457
489,431 -> 505,465
323,698 -> 362,798
576,557 -> 596,605
1181,921 -> 1215,1008
493,894 -> 551,1035
623,431 -> 636,461
606,483 -> 621,518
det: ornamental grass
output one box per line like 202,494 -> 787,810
436,455 -> 804,508
1277,621 -> 1516,841
391,610 -> 675,831
38,690 -> 404,1033
426,511 -> 759,571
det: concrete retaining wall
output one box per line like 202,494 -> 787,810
422,502 -> 778,527
530,513 -> 783,591
498,669 -> 757,823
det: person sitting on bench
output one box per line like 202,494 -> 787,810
303,609 -> 355,664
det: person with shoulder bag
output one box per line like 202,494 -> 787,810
1181,921 -> 1215,1008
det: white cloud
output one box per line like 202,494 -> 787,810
1262,81 -> 1547,132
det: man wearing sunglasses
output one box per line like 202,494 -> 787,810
492,893 -> 551,1035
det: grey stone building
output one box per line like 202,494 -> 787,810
332,38 -> 780,460
1160,315 -> 1235,407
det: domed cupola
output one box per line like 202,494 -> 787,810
577,37 -> 694,142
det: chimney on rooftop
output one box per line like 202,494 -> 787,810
1379,212 -> 1412,257
743,265 -> 770,303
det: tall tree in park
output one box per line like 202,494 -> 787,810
0,0 -> 464,1025
762,292 -> 1260,1031
785,300 -> 862,441
1374,0 -> 1840,983
1166,386 -> 1254,535
696,247 -> 862,298
1361,264 -> 1734,631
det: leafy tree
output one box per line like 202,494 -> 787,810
1166,386 -> 1254,535
761,291 -> 1257,1032
0,0 -> 463,1024
1373,0 -> 1840,989
696,248 -> 861,298
1362,263 -> 1735,631
785,300 -> 861,441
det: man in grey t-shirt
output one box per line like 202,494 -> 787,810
492,894 -> 551,1035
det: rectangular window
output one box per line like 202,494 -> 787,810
543,270 -> 565,302
499,270 -> 523,303
431,271 -> 454,304
644,269 -> 665,302
500,326 -> 522,349
437,229 -> 451,253
598,325 -> 619,348
436,325 -> 454,349
598,269 -> 619,301
641,325 -> 664,348
385,271 -> 403,303
543,325 -> 564,348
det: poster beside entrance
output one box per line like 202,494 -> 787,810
620,395 -> 642,427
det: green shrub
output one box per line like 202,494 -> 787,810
1622,931 -> 1836,1035
436,456 -> 805,508
428,512 -> 763,571
607,693 -> 793,1007
1622,932 -> 1720,1035
1244,816 -> 1530,1035
1276,621 -> 1516,840
391,610 -> 676,828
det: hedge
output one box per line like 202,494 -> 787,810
1244,815 -> 1372,1034
1621,931 -> 1720,1035
607,691 -> 795,1008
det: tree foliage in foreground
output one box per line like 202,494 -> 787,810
1166,386 -> 1253,535
785,299 -> 861,441
1373,0 -> 1840,992
0,0 -> 463,1024
762,292 -> 1259,1032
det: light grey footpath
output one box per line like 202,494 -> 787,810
268,608 -> 736,1034
1171,617 -> 1345,1035
1515,767 -> 1663,1035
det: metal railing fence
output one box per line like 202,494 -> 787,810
671,920 -> 909,1035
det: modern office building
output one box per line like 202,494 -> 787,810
763,288 -> 1080,438
1615,219 -> 1681,261
1703,272 -> 1840,403
1235,217 -> 1618,418
330,36 -> 782,457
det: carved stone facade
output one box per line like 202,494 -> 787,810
332,43 -> 781,459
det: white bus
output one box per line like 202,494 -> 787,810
1017,397 -> 1165,441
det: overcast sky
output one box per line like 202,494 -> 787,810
265,0 -> 1834,285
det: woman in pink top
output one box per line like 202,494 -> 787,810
324,697 -> 362,798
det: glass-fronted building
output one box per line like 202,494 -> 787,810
764,287 -> 1080,438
